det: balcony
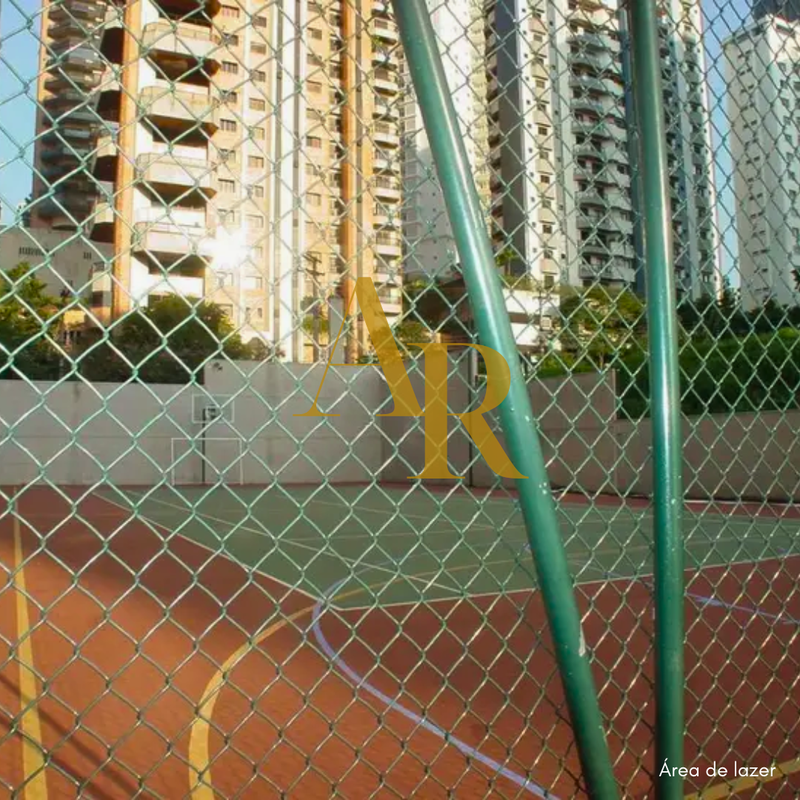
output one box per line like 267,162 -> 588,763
95,123 -> 119,160
142,20 -> 221,74
374,179 -> 401,200
373,202 -> 399,226
373,150 -> 399,172
372,47 -> 398,68
373,67 -> 399,94
140,85 -> 219,133
573,32 -> 617,52
570,74 -> 609,95
132,221 -> 215,267
571,51 -> 614,73
90,195 -> 116,242
374,123 -> 400,147
45,42 -> 100,73
375,235 -> 402,256
373,98 -> 399,118
38,185 -> 95,229
572,96 -> 606,117
578,190 -> 608,208
371,18 -> 399,43
136,153 -> 217,196
48,0 -> 105,25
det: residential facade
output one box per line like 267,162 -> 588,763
724,16 -> 800,309
401,0 -> 490,280
483,0 -> 720,298
31,0 -> 403,361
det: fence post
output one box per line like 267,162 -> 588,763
391,2 -> 620,796
625,1 -> 685,797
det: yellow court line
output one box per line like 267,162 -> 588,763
187,555 -> 535,798
13,517 -> 49,800
685,756 -> 800,799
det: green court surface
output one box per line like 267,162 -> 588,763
100,485 -> 800,610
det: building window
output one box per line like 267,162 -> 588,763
219,149 -> 236,163
222,61 -> 239,75
220,118 -> 237,132
221,5 -> 240,17
244,275 -> 264,290
249,97 -> 266,111
248,155 -> 265,168
252,70 -> 266,83
250,184 -> 265,198
309,27 -> 323,40
18,246 -> 43,256
307,81 -> 323,94
306,136 -> 322,148
250,126 -> 266,140
226,34 -> 239,46
223,91 -> 238,105
246,214 -> 265,229
253,15 -> 267,27
251,42 -> 267,55
219,179 -> 236,193
307,193 -> 322,206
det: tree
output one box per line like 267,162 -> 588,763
559,285 -> 646,369
79,295 -> 248,383
0,262 -> 64,379
392,318 -> 432,359
244,337 -> 284,361
677,279 -> 748,340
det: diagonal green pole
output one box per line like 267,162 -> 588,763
391,2 -> 619,797
625,2 -> 685,798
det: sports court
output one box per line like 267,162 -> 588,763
2,481 -> 799,798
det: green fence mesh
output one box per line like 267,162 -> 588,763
1,0 -> 800,796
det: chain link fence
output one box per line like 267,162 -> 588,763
1,0 -> 800,796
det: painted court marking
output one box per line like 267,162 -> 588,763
95,492 -> 321,602
123,492 -> 477,598
13,516 -> 49,800
187,563 -> 555,800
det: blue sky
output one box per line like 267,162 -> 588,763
0,0 -> 753,278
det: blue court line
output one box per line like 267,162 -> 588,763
599,567 -> 800,627
310,569 -> 558,799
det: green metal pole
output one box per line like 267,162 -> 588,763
391,3 -> 619,797
625,2 -> 685,798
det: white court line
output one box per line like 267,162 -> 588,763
341,541 -> 800,612
95,491 -> 320,602
123,491 -> 464,599
119,488 -> 800,614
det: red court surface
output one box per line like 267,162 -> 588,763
0,485 -> 799,798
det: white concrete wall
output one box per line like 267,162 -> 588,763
2,366 -> 799,501
0,381 -> 195,485
0,362 -> 387,486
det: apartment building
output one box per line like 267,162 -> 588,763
31,0 -> 403,361
724,16 -> 800,309
484,0 -> 720,297
401,0 -> 490,280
